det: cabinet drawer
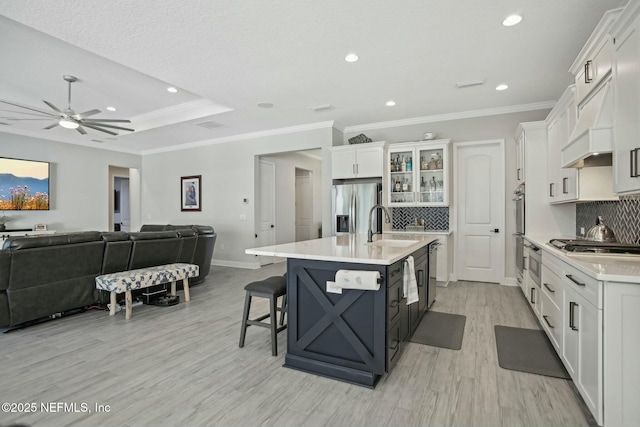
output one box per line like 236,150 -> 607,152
540,289 -> 562,351
388,260 -> 403,287
387,280 -> 403,328
541,265 -> 563,310
543,252 -> 601,308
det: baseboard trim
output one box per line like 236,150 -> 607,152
502,276 -> 518,287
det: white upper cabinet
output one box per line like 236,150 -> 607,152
387,140 -> 451,207
570,8 -> 622,106
612,1 -> 640,194
330,141 -> 386,179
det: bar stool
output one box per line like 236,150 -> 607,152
239,275 -> 287,356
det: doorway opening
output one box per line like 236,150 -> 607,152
255,149 -> 322,265
109,166 -> 139,232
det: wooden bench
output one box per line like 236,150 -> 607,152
95,263 -> 199,319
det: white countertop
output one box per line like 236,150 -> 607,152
525,235 -> 640,284
246,233 -> 438,265
385,230 -> 452,235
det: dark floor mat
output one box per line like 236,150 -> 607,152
409,311 -> 466,350
495,325 -> 570,379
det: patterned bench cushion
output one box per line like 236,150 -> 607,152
95,263 -> 199,293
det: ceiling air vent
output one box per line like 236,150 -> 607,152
196,120 -> 226,130
455,80 -> 484,89
310,104 -> 334,112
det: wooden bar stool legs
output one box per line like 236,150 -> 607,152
239,276 -> 287,356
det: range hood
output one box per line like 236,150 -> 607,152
561,80 -> 613,168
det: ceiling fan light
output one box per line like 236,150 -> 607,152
59,118 -> 79,129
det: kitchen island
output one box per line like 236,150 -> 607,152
246,233 -> 437,387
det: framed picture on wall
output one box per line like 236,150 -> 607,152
181,175 -> 201,211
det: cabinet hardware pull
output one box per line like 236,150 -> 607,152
517,168 -> 521,181
417,270 -> 424,287
516,277 -> 522,284
549,183 -> 555,197
390,299 -> 399,308
565,274 -> 585,287
530,287 -> 535,304
631,148 -> 640,178
543,283 -> 555,293
562,177 -> 568,194
569,301 -> 579,331
391,267 -> 401,276
389,339 -> 399,350
543,315 -> 555,329
584,60 -> 593,83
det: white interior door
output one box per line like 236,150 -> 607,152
295,169 -> 312,241
455,140 -> 505,284
258,160 -> 276,265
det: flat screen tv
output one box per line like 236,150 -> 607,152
0,157 -> 50,210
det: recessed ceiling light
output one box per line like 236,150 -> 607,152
106,106 -> 117,112
503,14 -> 523,26
496,84 -> 509,91
167,87 -> 178,93
386,100 -> 396,107
345,53 -> 359,63
257,102 -> 274,109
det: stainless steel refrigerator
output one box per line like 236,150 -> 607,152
332,182 -> 382,235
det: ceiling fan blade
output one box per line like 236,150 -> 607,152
80,121 -> 134,132
0,109 -> 54,118
43,100 -> 64,114
83,118 -> 131,123
80,122 -> 118,136
1,117 -> 54,121
77,109 -> 101,118
44,122 -> 59,130
0,99 -> 58,116
76,126 -> 87,135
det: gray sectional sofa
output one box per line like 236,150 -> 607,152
0,225 -> 216,328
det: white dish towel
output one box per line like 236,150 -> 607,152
403,256 -> 419,305
335,270 -> 381,291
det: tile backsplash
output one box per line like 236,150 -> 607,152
391,207 -> 449,231
576,195 -> 640,244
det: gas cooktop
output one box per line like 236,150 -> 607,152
549,239 -> 640,255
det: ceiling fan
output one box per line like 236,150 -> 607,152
0,75 -> 134,136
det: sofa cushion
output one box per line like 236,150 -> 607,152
101,232 -> 132,274
128,231 -> 181,270
3,231 -> 102,250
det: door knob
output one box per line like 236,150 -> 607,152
270,224 -> 275,228
490,228 -> 499,233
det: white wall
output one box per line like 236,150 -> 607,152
260,151 -> 323,244
343,109 -> 576,280
141,126 -> 333,268
0,132 -> 141,231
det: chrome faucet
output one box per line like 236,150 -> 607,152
368,204 -> 391,242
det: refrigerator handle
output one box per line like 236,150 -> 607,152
350,188 -> 356,233
352,188 -> 357,233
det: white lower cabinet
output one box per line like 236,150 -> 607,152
432,233 -> 450,286
542,252 -> 603,426
562,285 -> 602,422
604,281 -> 640,427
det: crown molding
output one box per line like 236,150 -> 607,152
141,121 -> 335,155
343,101 -> 556,133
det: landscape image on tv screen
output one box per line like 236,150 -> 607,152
0,157 -> 50,210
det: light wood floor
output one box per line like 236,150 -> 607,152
0,264 -> 596,427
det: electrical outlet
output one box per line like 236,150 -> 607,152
580,227 -> 585,235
